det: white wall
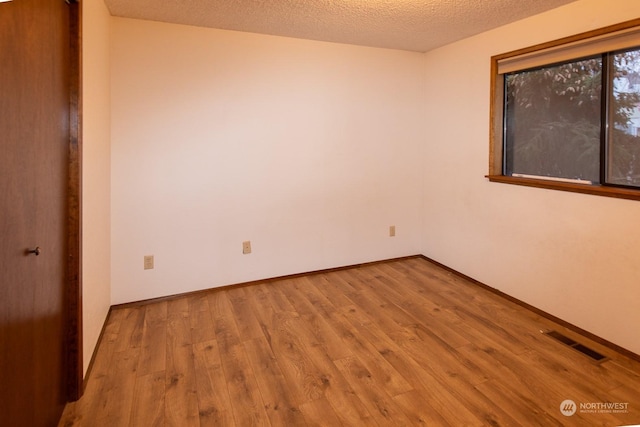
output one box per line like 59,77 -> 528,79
82,0 -> 111,375
110,18 -> 425,304
422,0 -> 640,355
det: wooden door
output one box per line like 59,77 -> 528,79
0,0 -> 79,425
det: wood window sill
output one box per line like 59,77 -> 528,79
486,175 -> 640,202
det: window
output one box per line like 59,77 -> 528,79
488,19 -> 640,201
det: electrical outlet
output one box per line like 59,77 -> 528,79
389,225 -> 396,237
144,255 -> 154,270
242,241 -> 252,254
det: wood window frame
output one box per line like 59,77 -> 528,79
487,18 -> 640,202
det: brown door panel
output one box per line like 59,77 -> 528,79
1,0 -> 74,425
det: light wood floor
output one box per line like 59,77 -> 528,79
59,257 -> 640,426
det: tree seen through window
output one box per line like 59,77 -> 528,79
504,48 -> 640,188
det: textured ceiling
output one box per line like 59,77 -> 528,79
103,0 -> 578,52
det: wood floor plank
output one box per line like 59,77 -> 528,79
254,281 -> 298,313
243,286 -> 280,355
226,287 -> 268,342
129,371 -> 165,427
367,263 -> 474,348
516,347 -> 638,425
607,383 -> 640,425
60,258 -> 640,427
606,353 -> 640,377
474,378 -> 564,427
279,277 -> 353,361
243,336 -> 309,426
57,402 -> 80,427
144,300 -> 168,322
381,262 -> 534,355
187,294 -> 209,313
338,281 -> 545,426
456,343 -> 570,415
113,307 -> 145,352
84,309 -> 143,426
189,307 -> 216,344
338,304 -> 487,426
532,336 -> 626,392
210,290 -> 271,426
58,310 -> 128,426
392,389 -> 451,426
333,355 -> 414,426
298,397 -> 344,427
268,309 -> 334,403
192,339 -> 236,426
315,272 -> 355,307
317,273 -> 364,312
602,360 -> 640,390
350,266 -> 487,384
137,303 -> 168,377
189,296 -> 216,344
249,287 -> 340,410
165,312 -> 200,427
167,297 -> 190,317
340,274 -> 492,388
96,347 -> 141,426
270,308 -> 376,426
304,277 -> 414,397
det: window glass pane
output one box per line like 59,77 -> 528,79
607,48 -> 640,188
504,58 -> 602,183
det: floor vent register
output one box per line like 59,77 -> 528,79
542,330 -> 607,362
